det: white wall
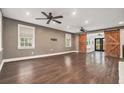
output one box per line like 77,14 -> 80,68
87,31 -> 104,53
120,29 -> 124,58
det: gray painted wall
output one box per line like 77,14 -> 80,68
3,18 -> 77,59
74,34 -> 79,51
0,10 -> 2,65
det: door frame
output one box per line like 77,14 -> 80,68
95,38 -> 104,51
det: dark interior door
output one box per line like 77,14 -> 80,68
95,38 -> 104,51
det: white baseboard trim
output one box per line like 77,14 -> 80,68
3,51 -> 78,63
75,51 -> 79,53
0,61 -> 4,72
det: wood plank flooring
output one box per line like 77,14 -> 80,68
0,52 -> 119,84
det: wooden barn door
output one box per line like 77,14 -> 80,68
104,29 -> 120,58
79,33 -> 87,53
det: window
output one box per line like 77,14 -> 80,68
65,33 -> 71,47
18,24 -> 35,49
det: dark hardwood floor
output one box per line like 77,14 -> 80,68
0,52 -> 120,84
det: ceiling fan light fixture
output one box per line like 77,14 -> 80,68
52,21 -> 55,24
80,27 -> 86,32
35,12 -> 63,24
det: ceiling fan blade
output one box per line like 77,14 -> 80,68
41,12 -> 48,17
47,19 -> 51,24
52,20 -> 62,24
35,18 -> 47,20
52,16 -> 63,19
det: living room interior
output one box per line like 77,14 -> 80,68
0,8 -> 124,84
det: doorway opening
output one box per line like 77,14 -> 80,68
95,38 -> 104,51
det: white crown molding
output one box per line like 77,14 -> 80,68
3,51 -> 78,63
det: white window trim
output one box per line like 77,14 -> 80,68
18,24 -> 35,49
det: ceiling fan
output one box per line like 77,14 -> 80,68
35,12 -> 63,24
80,27 -> 87,32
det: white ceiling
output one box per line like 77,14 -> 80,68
2,8 -> 124,33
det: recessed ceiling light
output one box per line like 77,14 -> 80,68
72,11 -> 76,15
118,21 -> 124,25
84,20 -> 89,24
67,26 -> 70,29
26,12 -> 30,16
